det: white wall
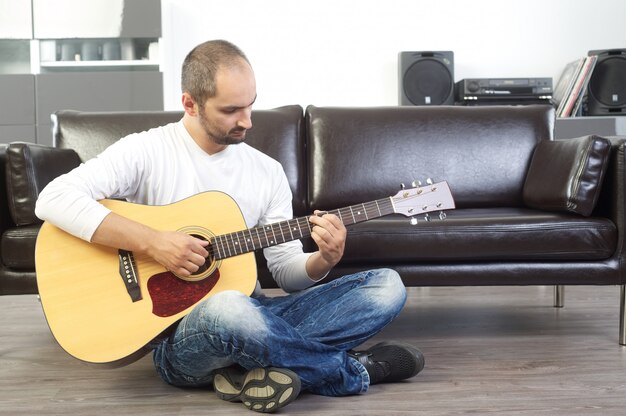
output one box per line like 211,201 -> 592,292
160,0 -> 626,110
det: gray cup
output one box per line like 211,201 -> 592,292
102,40 -> 121,60
60,42 -> 78,61
81,41 -> 101,61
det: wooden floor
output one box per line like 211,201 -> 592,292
2,285 -> 626,415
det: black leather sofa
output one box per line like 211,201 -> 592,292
3,104 -> 626,343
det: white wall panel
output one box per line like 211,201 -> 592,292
160,0 -> 626,110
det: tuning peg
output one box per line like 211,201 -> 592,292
426,178 -> 434,185
410,217 -> 418,225
439,211 -> 447,220
411,179 -> 422,187
400,183 -> 406,190
424,213 -> 431,222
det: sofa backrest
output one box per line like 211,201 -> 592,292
306,105 -> 555,210
52,105 -> 307,216
52,110 -> 184,161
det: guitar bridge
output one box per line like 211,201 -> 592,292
118,249 -> 142,302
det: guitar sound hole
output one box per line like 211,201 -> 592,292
190,234 -> 213,276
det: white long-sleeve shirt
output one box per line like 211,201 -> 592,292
35,120 -> 317,293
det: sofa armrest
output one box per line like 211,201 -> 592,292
0,145 -> 12,234
595,137 -> 626,283
598,136 -> 626,220
5,142 -> 81,226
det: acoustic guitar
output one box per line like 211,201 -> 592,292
35,181 -> 454,366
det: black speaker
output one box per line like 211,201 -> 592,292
398,51 -> 454,106
586,49 -> 626,116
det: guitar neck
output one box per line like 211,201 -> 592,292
211,197 -> 394,260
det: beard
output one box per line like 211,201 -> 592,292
198,109 -> 247,146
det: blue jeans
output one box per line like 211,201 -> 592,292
152,268 -> 406,396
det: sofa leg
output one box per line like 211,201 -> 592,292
554,285 -> 564,308
619,285 -> 626,345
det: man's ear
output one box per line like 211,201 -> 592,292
182,93 -> 198,116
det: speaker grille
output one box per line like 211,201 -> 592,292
399,51 -> 454,106
403,59 -> 453,105
589,56 -> 626,106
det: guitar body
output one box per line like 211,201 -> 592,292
35,192 -> 257,367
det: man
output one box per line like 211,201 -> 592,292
35,39 -> 424,413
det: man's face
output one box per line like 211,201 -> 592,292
197,62 -> 257,147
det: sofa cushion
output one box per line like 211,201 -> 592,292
340,207 -> 616,264
0,269 -> 37,295
53,110 -> 184,161
523,135 -> 611,216
5,142 -> 81,226
52,106 -> 308,216
1,224 -> 40,269
246,106 -> 307,216
306,105 -> 554,211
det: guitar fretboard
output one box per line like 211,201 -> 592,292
209,197 -> 394,260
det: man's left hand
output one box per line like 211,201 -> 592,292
309,211 -> 347,269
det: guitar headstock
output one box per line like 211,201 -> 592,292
391,180 -> 455,220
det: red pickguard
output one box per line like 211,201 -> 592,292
147,269 -> 220,317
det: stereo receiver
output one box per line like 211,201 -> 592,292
456,78 -> 553,102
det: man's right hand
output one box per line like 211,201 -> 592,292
91,212 -> 210,277
146,230 -> 210,277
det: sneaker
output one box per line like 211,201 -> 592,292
213,366 -> 301,413
349,341 -> 425,385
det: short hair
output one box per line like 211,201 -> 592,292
181,39 -> 250,106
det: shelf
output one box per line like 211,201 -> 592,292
555,116 -> 626,139
40,60 -> 159,68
